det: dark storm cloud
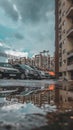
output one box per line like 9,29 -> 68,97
0,0 -> 19,21
14,33 -> 24,40
12,0 -> 54,23
0,0 -> 54,23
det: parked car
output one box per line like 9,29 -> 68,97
44,72 -> 51,79
30,66 -> 46,79
12,64 -> 39,79
38,70 -> 46,79
0,62 -> 20,79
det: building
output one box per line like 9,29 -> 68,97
35,54 -> 42,69
0,51 -> 17,63
35,50 -> 50,70
8,58 -> 21,64
8,50 -> 50,71
50,56 -> 55,72
55,0 -> 59,78
55,0 -> 73,80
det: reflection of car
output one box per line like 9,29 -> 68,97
0,62 -> 20,79
13,64 -> 39,79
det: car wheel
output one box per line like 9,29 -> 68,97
20,73 -> 25,79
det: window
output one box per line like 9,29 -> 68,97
63,29 -> 65,33
59,43 -> 62,48
63,59 -> 66,64
63,49 -> 66,54
64,71 -> 66,76
59,62 -> 62,66
62,21 -> 65,25
62,11 -> 65,16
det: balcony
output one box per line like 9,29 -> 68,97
67,0 -> 73,4
59,48 -> 62,53
67,55 -> 73,70
66,5 -> 73,18
67,49 -> 73,58
67,63 -> 73,71
67,26 -> 73,37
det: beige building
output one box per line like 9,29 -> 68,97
55,0 -> 73,80
50,56 -> 55,71
8,50 -> 50,71
35,51 -> 50,70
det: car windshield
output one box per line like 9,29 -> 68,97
30,66 -> 38,70
40,71 -> 45,75
20,64 -> 33,70
0,63 -> 13,68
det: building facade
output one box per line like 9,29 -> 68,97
50,56 -> 55,72
35,51 -> 50,70
55,0 -> 73,80
8,50 -> 51,71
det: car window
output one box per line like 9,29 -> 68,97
14,65 -> 20,68
40,71 -> 45,75
0,63 -> 13,68
25,65 -> 33,70
20,64 -> 33,70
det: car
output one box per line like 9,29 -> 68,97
30,66 -> 46,79
37,70 -> 46,79
44,72 -> 51,79
0,62 -> 20,79
12,64 -> 26,79
12,64 -> 39,79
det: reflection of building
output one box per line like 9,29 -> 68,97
6,83 -> 73,111
55,81 -> 73,110
57,89 -> 73,110
55,0 -> 73,80
0,86 -> 25,97
6,84 -> 55,108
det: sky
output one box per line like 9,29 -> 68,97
0,0 -> 55,60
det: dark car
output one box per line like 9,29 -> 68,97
30,65 -> 46,79
13,64 -> 39,79
44,72 -> 51,79
0,62 -> 20,79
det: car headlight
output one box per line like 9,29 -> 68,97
25,70 -> 29,74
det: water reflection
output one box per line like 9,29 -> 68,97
5,83 -> 73,112
0,81 -> 73,130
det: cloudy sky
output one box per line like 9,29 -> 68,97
0,0 -> 55,58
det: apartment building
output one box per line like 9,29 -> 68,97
8,50 -> 51,71
50,56 -> 55,72
35,51 -> 50,70
55,0 -> 73,80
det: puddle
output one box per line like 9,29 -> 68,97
0,80 -> 73,130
